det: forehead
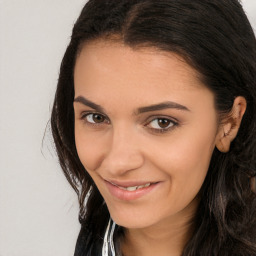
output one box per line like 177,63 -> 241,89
74,40 -> 214,111
75,40 -> 203,86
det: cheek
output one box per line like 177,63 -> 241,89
75,124 -> 104,172
152,125 -> 216,203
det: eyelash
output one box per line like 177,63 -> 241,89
79,112 -> 178,134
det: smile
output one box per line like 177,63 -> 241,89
105,180 -> 160,201
110,182 -> 152,191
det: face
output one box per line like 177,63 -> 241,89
73,40 -> 219,229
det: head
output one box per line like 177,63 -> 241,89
73,40 -> 247,230
51,0 -> 256,253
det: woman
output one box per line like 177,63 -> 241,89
51,0 -> 256,255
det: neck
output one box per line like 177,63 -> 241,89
120,198 -> 198,256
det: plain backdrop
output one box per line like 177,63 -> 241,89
0,1 -> 255,256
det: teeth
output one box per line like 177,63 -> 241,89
118,183 -> 151,191
126,186 -> 138,191
137,183 -> 150,189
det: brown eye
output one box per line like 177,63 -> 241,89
157,119 -> 172,128
92,114 -> 105,123
85,113 -> 106,124
150,118 -> 174,129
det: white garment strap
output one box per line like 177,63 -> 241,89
102,218 -> 116,256
109,221 -> 116,255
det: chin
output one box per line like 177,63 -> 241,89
114,218 -> 152,229
109,209 -> 161,229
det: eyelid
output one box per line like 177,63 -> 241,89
80,111 -> 110,125
145,115 -> 179,124
79,111 -> 179,133
145,115 -> 179,133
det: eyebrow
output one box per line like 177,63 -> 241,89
73,96 -> 190,115
74,96 -> 106,113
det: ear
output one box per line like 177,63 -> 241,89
215,96 -> 247,153
250,176 -> 256,194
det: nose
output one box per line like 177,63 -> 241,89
101,125 -> 144,177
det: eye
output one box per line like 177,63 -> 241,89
81,113 -> 109,126
87,113 -> 105,123
147,117 -> 177,133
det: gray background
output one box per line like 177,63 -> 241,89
0,1 -> 255,255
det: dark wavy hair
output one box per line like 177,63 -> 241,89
51,0 -> 256,255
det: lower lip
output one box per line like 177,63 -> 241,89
105,181 -> 160,201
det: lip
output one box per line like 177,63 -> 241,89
108,179 -> 155,187
104,179 -> 160,201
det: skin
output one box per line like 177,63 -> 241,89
73,40 -> 246,256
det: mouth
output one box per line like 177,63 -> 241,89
104,180 -> 160,201
109,182 -> 156,191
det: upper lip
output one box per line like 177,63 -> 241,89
105,179 -> 158,187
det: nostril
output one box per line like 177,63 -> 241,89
101,150 -> 144,176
